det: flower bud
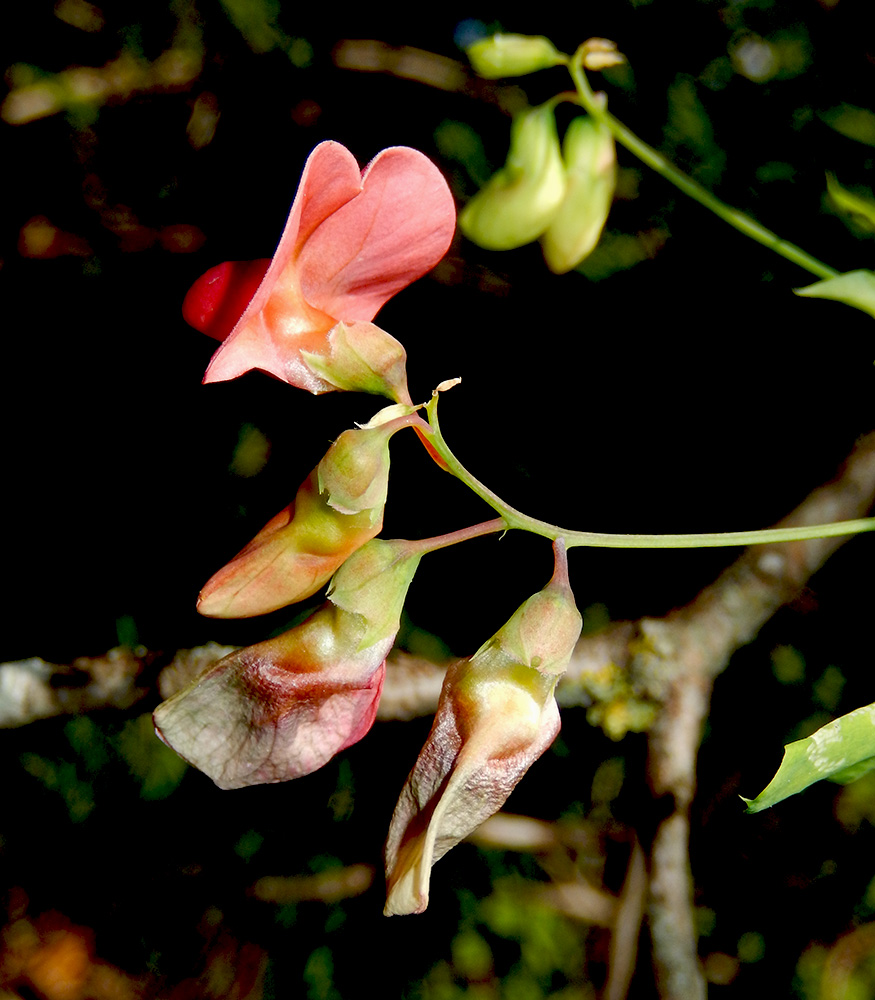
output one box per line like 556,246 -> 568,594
384,541 -> 581,915
153,539 -> 422,789
541,116 -> 616,274
197,407 -> 416,618
459,104 -> 566,251
466,33 -> 564,79
579,37 -> 625,72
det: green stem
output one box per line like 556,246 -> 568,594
567,49 -> 838,282
425,394 -> 875,549
408,518 -> 507,555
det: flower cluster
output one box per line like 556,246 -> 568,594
155,140 -> 583,916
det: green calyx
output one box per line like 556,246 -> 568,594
328,539 -> 422,650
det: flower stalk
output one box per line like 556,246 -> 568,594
566,46 -> 837,282
423,393 -> 875,549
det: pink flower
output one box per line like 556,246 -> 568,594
183,141 -> 455,397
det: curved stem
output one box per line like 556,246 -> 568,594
424,395 -> 875,549
408,518 -> 507,555
568,49 -> 838,282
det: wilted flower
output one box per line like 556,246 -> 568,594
154,538 -> 422,789
184,141 -> 455,400
198,404 -> 421,618
384,540 -> 581,915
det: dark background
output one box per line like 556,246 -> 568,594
2,3 -> 875,997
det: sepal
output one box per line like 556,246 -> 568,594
328,539 -> 422,650
317,408 -> 414,518
482,538 -> 582,676
300,321 -> 411,403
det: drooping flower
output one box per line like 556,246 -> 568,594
198,404 -> 420,618
384,540 -> 581,915
154,538 -> 423,789
183,141 -> 455,400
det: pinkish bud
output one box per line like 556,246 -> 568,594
197,407 -> 418,618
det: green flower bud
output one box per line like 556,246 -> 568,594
541,116 -> 616,274
459,104 -> 566,251
466,33 -> 564,79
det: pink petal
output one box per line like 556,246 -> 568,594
202,142 -> 366,386
153,626 -> 391,790
232,142 -> 365,324
197,469 -> 383,618
299,146 -> 456,321
203,312 -> 337,390
182,259 -> 271,342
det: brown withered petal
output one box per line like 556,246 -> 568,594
383,656 -> 560,915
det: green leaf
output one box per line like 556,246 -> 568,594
819,104 -> 875,147
826,174 -> 875,233
794,269 -> 875,320
742,701 -> 875,813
